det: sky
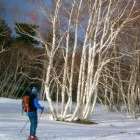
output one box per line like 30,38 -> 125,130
0,0 -> 85,40
0,0 -> 51,31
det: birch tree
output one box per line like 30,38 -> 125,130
36,0 -> 139,121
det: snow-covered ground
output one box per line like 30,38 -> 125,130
0,98 -> 140,140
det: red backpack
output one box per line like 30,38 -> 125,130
22,95 -> 30,112
22,94 -> 37,112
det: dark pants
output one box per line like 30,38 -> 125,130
28,112 -> 38,136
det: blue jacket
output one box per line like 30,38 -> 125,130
33,98 -> 43,111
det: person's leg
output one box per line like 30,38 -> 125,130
32,111 -> 38,136
28,112 -> 38,137
28,112 -> 34,136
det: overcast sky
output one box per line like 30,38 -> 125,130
0,0 -> 52,31
0,0 -> 85,40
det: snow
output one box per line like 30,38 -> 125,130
0,98 -> 140,140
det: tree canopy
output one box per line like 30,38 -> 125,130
0,18 -> 11,49
15,23 -> 39,46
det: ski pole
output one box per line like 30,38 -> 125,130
20,119 -> 29,133
37,107 -> 45,126
38,108 -> 44,121
20,108 -> 45,134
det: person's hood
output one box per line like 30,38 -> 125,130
31,87 -> 38,96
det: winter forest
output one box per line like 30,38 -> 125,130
1,0 -> 140,139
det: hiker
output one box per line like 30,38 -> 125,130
22,86 -> 44,140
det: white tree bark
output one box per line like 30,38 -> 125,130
39,0 -> 138,121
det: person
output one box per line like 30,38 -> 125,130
22,86 -> 44,140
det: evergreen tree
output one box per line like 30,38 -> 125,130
15,23 -> 39,46
0,18 -> 11,49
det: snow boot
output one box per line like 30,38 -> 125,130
28,136 -> 38,140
